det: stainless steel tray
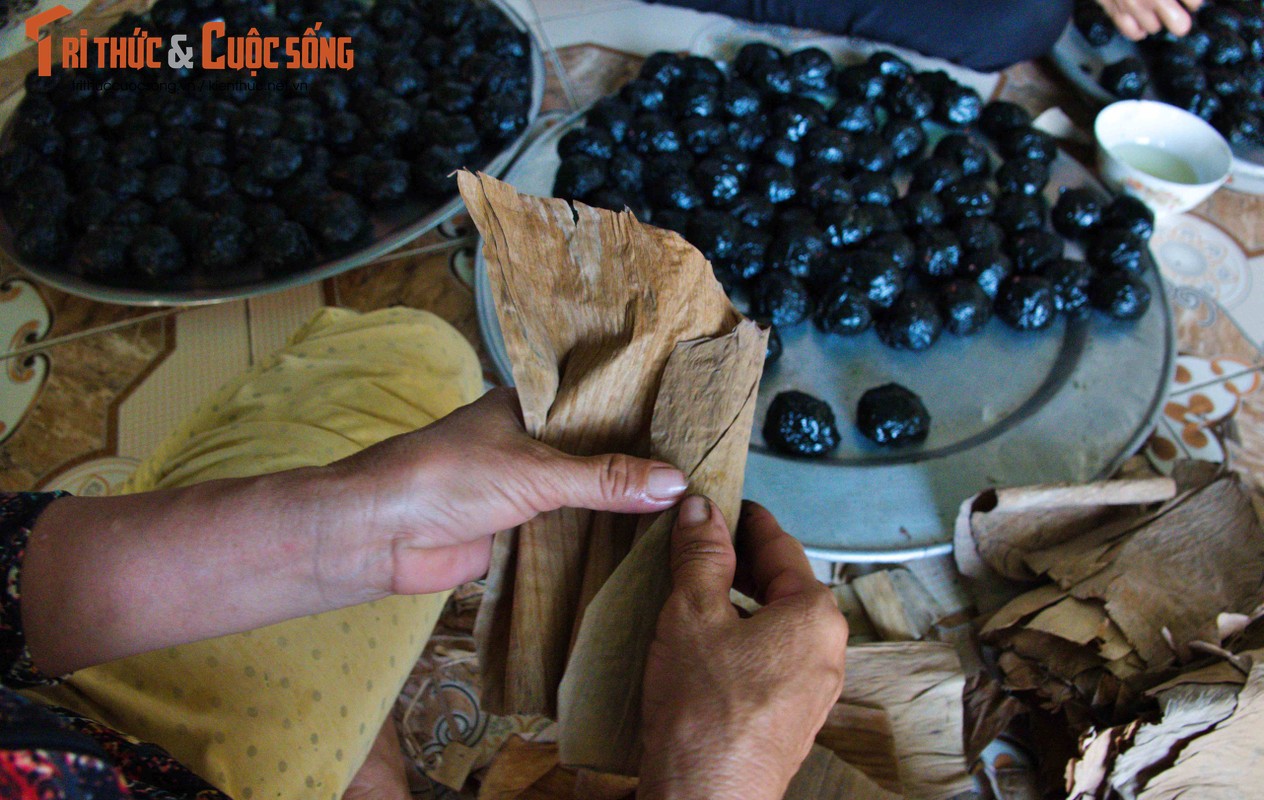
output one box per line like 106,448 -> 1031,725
475,115 -> 1176,562
0,0 -> 546,306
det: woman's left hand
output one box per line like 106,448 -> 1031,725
320,387 -> 688,598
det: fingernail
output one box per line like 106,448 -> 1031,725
647,466 -> 688,500
678,495 -> 710,527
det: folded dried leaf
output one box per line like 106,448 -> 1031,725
840,643 -> 972,800
815,702 -> 902,794
558,324 -> 766,773
953,479 -> 1176,583
833,583 -> 879,642
460,172 -> 767,773
853,569 -> 944,642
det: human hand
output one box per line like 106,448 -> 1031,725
1096,0 -> 1202,40
638,498 -> 848,800
321,387 -> 688,599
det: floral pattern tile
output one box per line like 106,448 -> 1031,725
1152,214 -> 1264,347
0,278 -> 51,445
1145,354 -> 1262,472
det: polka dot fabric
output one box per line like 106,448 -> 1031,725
25,307 -> 483,799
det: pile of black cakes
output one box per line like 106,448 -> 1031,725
1075,0 -> 1264,149
0,0 -> 532,289
554,45 -> 1154,362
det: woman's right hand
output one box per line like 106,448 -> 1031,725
22,388 -> 687,677
321,387 -> 688,600
638,498 -> 848,800
1097,0 -> 1203,40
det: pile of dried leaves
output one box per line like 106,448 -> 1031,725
1066,631 -> 1264,800
471,641 -> 973,800
955,462 -> 1264,798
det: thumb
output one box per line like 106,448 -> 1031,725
669,495 -> 737,616
542,451 -> 688,514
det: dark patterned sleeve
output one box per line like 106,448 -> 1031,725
0,492 -> 67,688
0,690 -> 130,800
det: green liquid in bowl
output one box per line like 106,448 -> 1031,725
1111,142 -> 1200,184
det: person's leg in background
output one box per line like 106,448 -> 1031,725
25,307 -> 484,800
652,0 -> 1075,72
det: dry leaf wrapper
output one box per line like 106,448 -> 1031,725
459,172 -> 766,772
953,478 -> 1176,585
839,643 -> 973,800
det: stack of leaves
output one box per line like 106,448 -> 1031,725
1065,613 -> 1264,800
472,642 -> 973,800
954,463 -> 1264,792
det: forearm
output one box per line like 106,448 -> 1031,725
20,466 -> 388,676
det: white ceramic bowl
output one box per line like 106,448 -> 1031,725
1095,100 -> 1232,216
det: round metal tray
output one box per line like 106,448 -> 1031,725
475,115 -> 1176,562
1051,21 -> 1264,195
0,0 -> 546,306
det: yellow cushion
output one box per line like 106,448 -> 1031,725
27,307 -> 483,800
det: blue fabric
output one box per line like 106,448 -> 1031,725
654,0 -> 1075,71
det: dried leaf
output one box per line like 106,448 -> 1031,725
1063,474 -> 1264,670
1027,597 -> 1111,647
840,643 -> 972,800
1060,651 -> 1264,800
428,741 -> 481,790
1109,683 -> 1239,798
1001,630 -> 1102,683
1096,620 -> 1134,664
558,324 -> 766,773
962,672 -> 1026,765
571,770 -> 637,799
997,651 -> 1045,693
953,479 -> 1176,582
479,738 -> 562,800
816,702 -> 902,794
1065,726 -> 1119,800
833,583 -> 879,642
853,569 -> 944,642
462,171 -> 749,716
1145,660 -> 1250,696
980,585 -> 1068,636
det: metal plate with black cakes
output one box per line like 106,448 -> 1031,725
476,95 -> 1174,561
0,0 -> 545,305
